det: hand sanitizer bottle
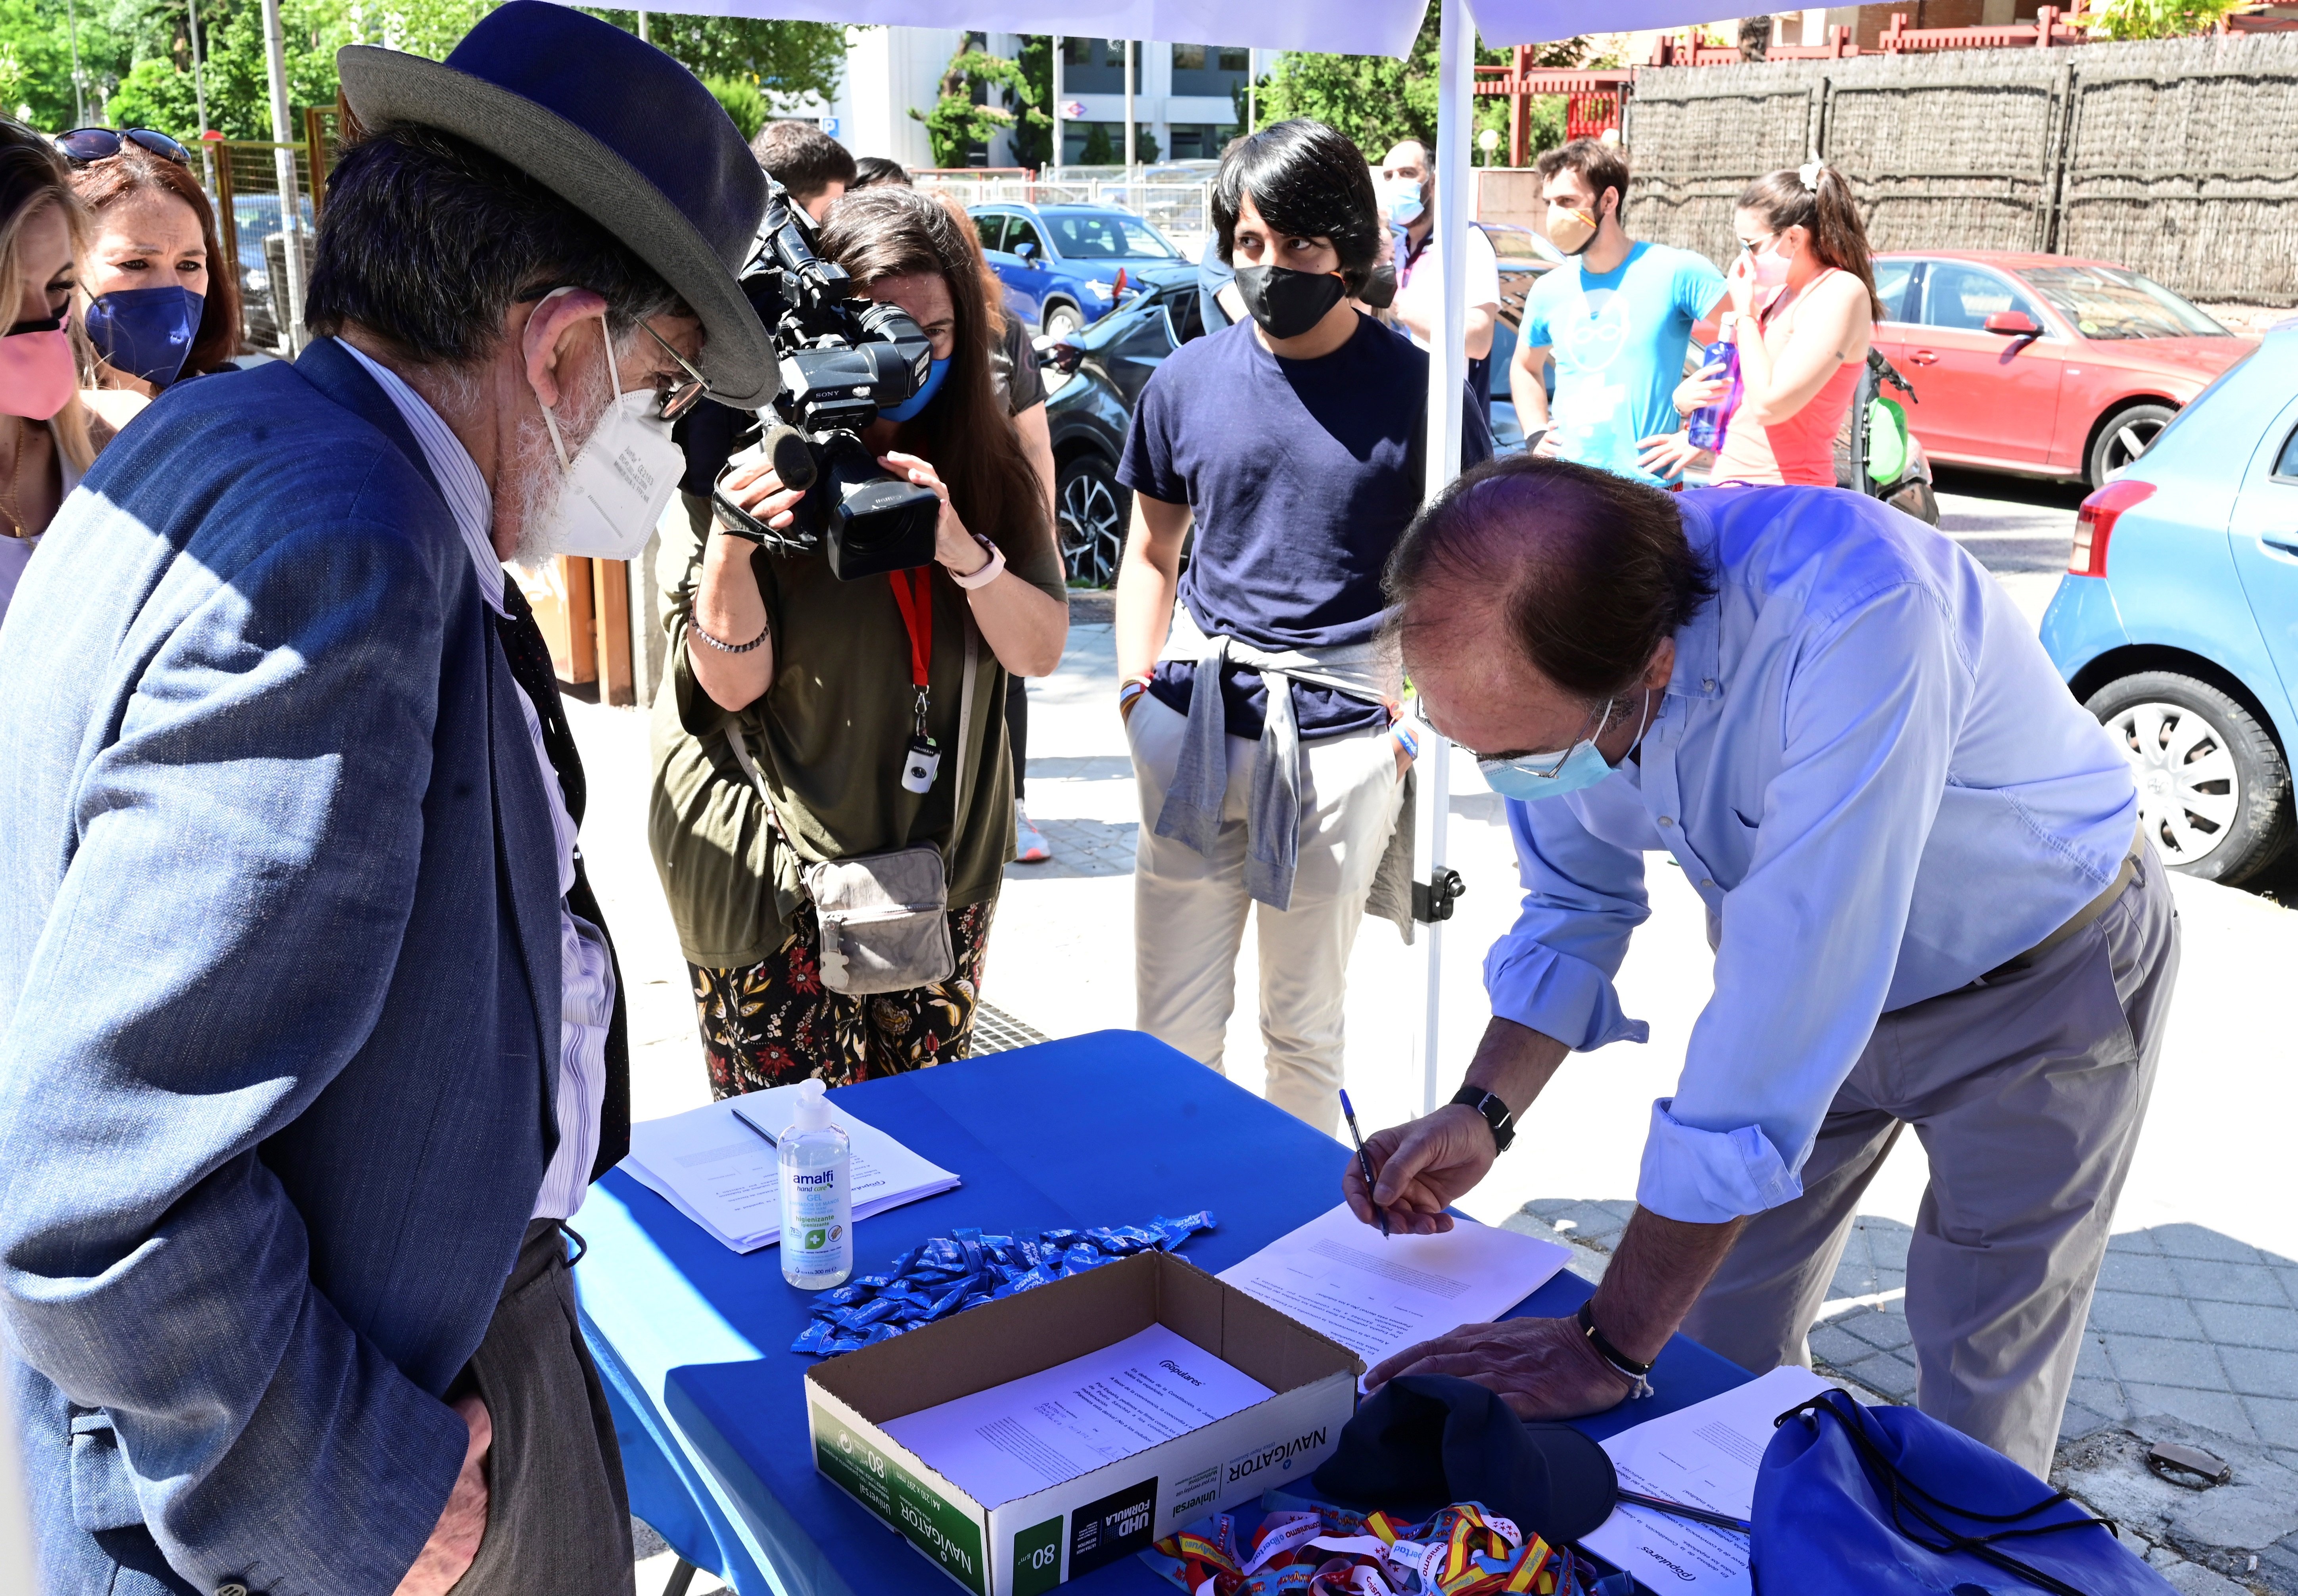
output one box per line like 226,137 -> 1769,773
780,1078 -> 852,1290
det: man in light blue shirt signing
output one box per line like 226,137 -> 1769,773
1344,456 -> 2175,1478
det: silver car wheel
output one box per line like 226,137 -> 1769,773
1059,468 -> 1125,587
2109,698 -> 2240,866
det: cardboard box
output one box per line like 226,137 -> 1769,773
806,1249 -> 1364,1596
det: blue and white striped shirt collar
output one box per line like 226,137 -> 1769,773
334,338 -> 505,618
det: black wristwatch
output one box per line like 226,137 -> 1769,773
1449,1086 -> 1516,1154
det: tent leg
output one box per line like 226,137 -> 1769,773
1414,0 -> 1477,1115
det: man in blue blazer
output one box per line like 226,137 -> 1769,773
0,8 -> 774,1594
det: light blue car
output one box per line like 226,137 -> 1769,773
2040,320 -> 2298,885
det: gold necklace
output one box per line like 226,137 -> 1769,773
0,418 -> 22,538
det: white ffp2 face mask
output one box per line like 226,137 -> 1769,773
537,308 -> 683,562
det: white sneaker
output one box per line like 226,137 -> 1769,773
1015,805 -> 1052,863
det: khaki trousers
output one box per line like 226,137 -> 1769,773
1128,694 -> 1406,1135
1680,843 -> 2181,1479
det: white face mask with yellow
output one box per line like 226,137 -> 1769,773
533,290 -> 685,562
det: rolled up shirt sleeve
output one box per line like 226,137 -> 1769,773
1483,793 -> 1653,1052
1637,581 -> 1972,1225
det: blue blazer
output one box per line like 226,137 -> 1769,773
0,342 -> 570,1596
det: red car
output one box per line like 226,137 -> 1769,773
1869,251 -> 2253,488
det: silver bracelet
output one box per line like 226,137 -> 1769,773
689,608 -> 768,654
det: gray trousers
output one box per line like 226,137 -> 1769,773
1680,842 -> 2180,1479
448,1219 -> 636,1596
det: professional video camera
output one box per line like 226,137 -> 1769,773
711,177 -> 943,580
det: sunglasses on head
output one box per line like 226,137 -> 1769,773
57,127 -> 192,167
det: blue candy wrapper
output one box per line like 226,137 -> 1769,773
790,1211 -> 1216,1355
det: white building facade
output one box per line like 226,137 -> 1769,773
786,29 -> 1257,172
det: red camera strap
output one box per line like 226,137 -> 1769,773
888,568 -> 934,694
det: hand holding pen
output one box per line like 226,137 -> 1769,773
1338,1091 -> 1388,1239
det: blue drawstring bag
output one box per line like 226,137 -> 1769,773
1753,1389 -> 2174,1595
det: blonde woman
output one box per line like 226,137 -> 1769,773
0,120 -> 110,624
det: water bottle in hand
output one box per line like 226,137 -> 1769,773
1686,329 -> 1743,453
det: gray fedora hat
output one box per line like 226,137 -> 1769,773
337,1 -> 776,408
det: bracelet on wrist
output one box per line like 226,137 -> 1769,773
1577,1298 -> 1656,1399
1117,676 -> 1150,707
689,608 -> 768,654
949,533 -> 1006,590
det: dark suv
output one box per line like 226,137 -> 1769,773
1043,278 -> 1209,586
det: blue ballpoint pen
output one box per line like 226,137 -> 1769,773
1337,1090 -> 1389,1239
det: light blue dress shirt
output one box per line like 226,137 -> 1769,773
1483,485 -> 2138,1226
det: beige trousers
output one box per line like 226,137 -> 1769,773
1680,842 -> 2180,1479
1127,694 -> 1406,1134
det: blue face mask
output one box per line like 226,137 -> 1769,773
1383,178 -> 1426,229
878,355 -> 950,423
1478,692 -> 1654,803
85,284 -> 202,389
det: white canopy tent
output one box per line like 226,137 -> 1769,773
250,0 -> 1731,1105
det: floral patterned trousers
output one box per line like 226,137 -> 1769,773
691,900 -> 995,1097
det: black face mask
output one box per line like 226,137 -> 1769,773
1233,265 -> 1349,340
1358,262 -> 1398,311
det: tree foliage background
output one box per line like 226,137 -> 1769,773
0,0 -> 846,140
1258,25 -> 1589,162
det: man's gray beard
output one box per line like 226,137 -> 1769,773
503,410 -> 570,568
501,370 -> 615,568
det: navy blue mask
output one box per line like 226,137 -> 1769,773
86,285 -> 202,388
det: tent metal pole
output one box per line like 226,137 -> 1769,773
188,0 -> 213,192
1415,0 -> 1474,1116
260,0 -> 307,356
1124,40 -> 1136,187
1050,35 -> 1062,176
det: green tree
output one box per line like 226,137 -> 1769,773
910,42 -> 1043,170
704,73 -> 766,142
1258,18 -> 1585,163
2083,0 -> 2242,37
1077,119 -> 1113,165
0,0 -> 843,143
1007,32 -> 1051,168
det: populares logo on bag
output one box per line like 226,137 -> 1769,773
1223,1427 -> 1329,1488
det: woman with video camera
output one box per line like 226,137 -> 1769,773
650,185 -> 1068,1097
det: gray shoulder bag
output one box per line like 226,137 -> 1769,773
725,619 -> 979,996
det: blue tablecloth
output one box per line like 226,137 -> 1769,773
576,1031 -> 1750,1596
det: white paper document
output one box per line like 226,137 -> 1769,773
619,1087 -> 959,1253
1579,1364 -> 1834,1594
1217,1203 -> 1572,1378
881,1324 -> 1273,1506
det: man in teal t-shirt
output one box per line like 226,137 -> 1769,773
1509,139 -> 1727,486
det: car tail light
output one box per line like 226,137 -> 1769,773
2070,480 -> 2155,577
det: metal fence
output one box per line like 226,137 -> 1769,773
914,174 -> 1216,249
204,110 -> 344,358
1623,31 -> 2298,307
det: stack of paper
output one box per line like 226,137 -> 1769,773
1578,1364 -> 1832,1593
1218,1203 -> 1573,1379
620,1086 -> 960,1253
880,1324 -> 1274,1504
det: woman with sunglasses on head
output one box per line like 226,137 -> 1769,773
650,184 -> 1068,1097
60,127 -> 240,430
0,121 -> 109,626
1637,163 -> 1882,487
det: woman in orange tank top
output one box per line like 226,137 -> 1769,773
1639,163 -> 1886,489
